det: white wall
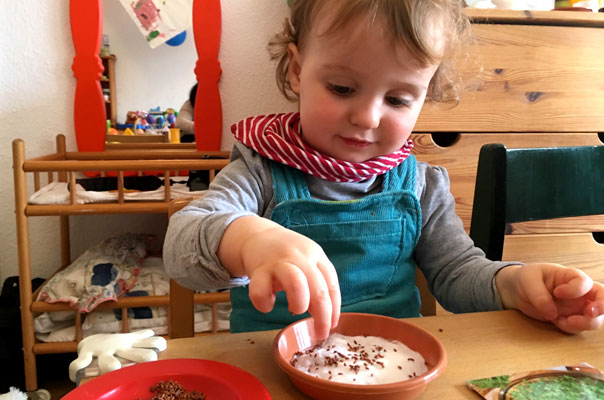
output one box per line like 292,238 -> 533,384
0,1 -> 294,284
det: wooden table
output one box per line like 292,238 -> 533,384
159,310 -> 604,399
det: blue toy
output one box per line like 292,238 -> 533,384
166,31 -> 186,46
167,113 -> 176,125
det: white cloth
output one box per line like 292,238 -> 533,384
28,181 -> 205,205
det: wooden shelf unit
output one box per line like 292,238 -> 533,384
100,54 -> 117,127
12,134 -> 230,391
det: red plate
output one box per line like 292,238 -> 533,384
63,358 -> 271,400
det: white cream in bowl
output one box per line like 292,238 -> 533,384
290,333 -> 427,385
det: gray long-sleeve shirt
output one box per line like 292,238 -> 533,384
163,142 -> 514,313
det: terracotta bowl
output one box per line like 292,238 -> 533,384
273,313 -> 446,400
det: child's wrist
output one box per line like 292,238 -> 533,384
494,265 -> 523,310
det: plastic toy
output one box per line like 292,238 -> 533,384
68,329 -> 167,382
118,108 -> 179,136
146,113 -> 155,125
166,109 -> 176,126
166,30 -> 187,46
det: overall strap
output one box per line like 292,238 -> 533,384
270,160 -> 311,203
383,154 -> 417,192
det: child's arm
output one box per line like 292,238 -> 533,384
217,215 -> 341,340
164,143 -> 341,339
495,264 -> 604,333
414,163 -> 604,333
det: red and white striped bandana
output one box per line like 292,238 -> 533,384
231,112 -> 413,183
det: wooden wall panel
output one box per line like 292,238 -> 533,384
415,24 -> 604,132
503,233 -> 604,284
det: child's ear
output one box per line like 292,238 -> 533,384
287,43 -> 302,95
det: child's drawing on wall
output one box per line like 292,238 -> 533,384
120,0 -> 192,48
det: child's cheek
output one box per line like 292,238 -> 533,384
302,95 -> 344,129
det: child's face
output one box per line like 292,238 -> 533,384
287,16 -> 438,163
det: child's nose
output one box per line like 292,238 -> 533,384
349,101 -> 380,129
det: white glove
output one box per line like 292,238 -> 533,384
69,329 -> 167,382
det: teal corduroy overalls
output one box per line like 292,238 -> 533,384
230,155 -> 422,332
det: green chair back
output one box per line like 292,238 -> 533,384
469,144 -> 604,261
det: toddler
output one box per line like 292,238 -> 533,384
164,0 -> 604,339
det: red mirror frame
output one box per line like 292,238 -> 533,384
70,0 -> 223,152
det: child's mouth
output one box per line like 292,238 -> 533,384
339,136 -> 371,148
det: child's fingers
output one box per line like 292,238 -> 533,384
552,268 -> 593,299
302,265 -> 336,341
520,267 -> 558,321
317,259 -> 341,330
276,263 -> 314,315
555,314 -> 604,334
587,302 -> 604,318
248,266 -> 285,313
585,284 -> 604,317
247,257 -> 339,340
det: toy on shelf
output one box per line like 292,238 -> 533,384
117,108 -> 178,137
106,120 -> 119,136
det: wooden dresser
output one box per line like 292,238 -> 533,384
412,9 -> 604,286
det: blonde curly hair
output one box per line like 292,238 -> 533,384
268,0 -> 470,104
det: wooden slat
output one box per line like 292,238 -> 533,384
28,153 -> 62,162
30,296 -> 171,313
59,215 -> 70,268
193,291 -> 230,304
23,159 -> 229,172
33,342 -> 77,354
465,8 -> 604,27
502,233 -> 604,284
26,203 -> 170,216
105,142 -> 197,150
12,139 -> 38,390
106,134 -> 168,144
169,197 -> 195,339
64,150 -> 230,160
30,291 -> 230,312
163,171 -> 171,202
509,215 -> 604,235
74,312 -> 82,342
415,267 -> 436,316
33,173 -> 40,192
69,172 -> 76,205
169,280 -> 194,339
117,170 -> 125,204
416,23 -> 604,132
121,308 -> 129,333
412,132 -> 603,231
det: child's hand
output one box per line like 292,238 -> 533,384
218,216 -> 341,340
495,263 -> 604,333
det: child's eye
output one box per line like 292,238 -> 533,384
386,96 -> 411,108
327,83 -> 355,96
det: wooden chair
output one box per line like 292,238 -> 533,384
168,197 -> 230,338
469,144 -> 604,283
